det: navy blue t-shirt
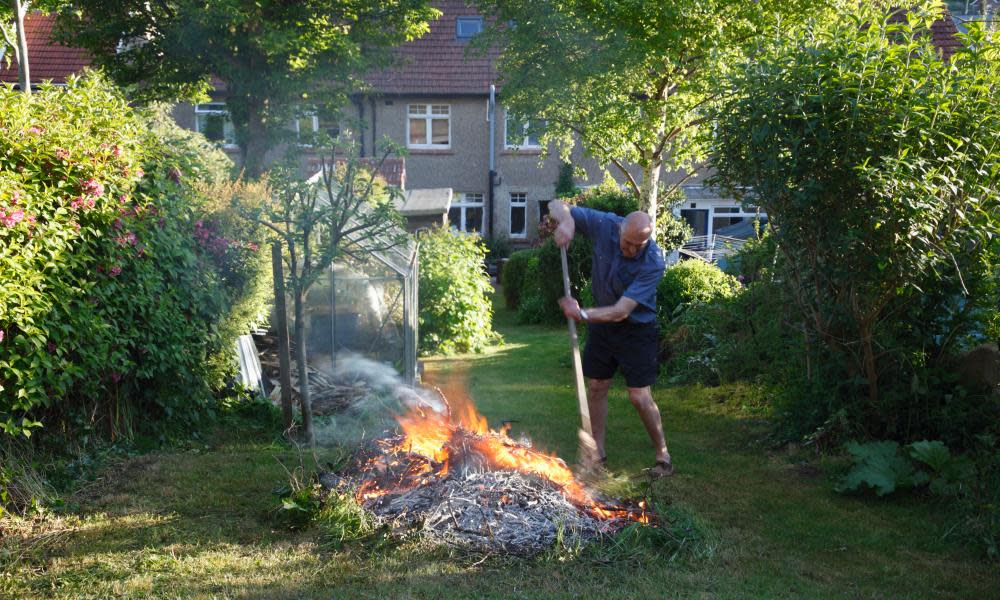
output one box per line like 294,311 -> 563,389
570,206 -> 665,325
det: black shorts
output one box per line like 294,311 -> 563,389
582,321 -> 659,388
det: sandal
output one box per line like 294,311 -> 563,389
648,459 -> 674,478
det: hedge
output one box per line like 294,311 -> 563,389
0,75 -> 270,440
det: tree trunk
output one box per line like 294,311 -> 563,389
241,107 -> 269,179
639,161 -> 662,229
271,242 -> 294,431
12,0 -> 30,95
859,320 -> 879,410
292,290 -> 315,448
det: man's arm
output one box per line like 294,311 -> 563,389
558,296 -> 638,324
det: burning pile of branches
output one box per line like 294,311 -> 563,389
321,392 -> 652,556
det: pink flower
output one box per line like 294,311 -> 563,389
109,265 -> 122,277
0,209 -> 23,227
26,126 -> 43,135
248,242 -> 259,252
111,372 -> 122,383
70,197 -> 85,210
55,148 -> 71,160
0,329 -> 4,343
135,168 -> 144,179
118,194 -> 128,204
85,198 -> 95,209
73,222 -> 81,233
81,179 -> 105,198
113,218 -> 124,230
10,191 -> 20,205
112,146 -> 123,158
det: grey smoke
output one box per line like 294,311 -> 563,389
312,353 -> 444,448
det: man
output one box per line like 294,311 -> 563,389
549,200 -> 673,477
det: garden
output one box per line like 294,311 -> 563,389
2,1 -> 999,598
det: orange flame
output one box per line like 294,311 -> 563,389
357,370 -> 648,524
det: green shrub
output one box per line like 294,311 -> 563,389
657,260 -> 741,318
418,227 -> 500,355
0,75 -> 268,441
501,248 -> 535,309
485,234 -> 513,260
710,9 -> 1000,444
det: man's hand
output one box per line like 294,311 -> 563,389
558,296 -> 583,322
549,200 -> 575,248
554,220 -> 574,248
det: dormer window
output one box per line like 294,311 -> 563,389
456,16 -> 483,40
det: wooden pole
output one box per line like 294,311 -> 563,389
271,241 -> 294,430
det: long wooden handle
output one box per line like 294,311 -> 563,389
561,247 -> 593,435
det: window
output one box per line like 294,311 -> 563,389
711,206 -> 746,233
456,16 -> 484,40
449,193 -> 484,234
408,104 -> 450,149
194,103 -> 236,147
509,193 -> 527,238
538,199 -> 552,221
295,110 -> 341,145
680,209 -> 709,237
504,112 -> 543,149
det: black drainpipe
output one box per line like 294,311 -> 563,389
370,96 -> 377,154
353,96 -> 366,157
487,84 -> 497,241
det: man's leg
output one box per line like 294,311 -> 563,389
626,386 -> 670,463
587,378 -> 612,459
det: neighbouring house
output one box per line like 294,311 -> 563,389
0,12 -> 89,87
948,0 -> 998,32
3,4 -> 967,252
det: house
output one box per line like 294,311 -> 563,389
948,1 -> 998,31
3,4 -> 967,250
0,12 -> 90,86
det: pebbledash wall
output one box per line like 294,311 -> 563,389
346,95 -> 615,246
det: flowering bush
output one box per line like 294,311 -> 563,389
0,76 -> 269,440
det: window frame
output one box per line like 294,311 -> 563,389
194,102 -> 238,148
449,192 -> 485,234
504,111 -> 543,150
456,16 -> 484,40
407,104 -> 451,150
509,192 -> 528,239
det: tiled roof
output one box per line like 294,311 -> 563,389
367,0 -> 499,96
0,12 -> 91,85
888,6 -> 964,60
930,13 -> 964,59
305,156 -> 407,188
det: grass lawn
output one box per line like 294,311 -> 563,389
3,298 -> 998,599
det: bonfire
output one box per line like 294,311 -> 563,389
321,386 -> 653,556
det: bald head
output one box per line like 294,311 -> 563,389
619,211 -> 653,258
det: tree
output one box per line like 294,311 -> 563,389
241,140 -> 408,446
709,3 -> 1000,420
474,0 -> 813,227
57,0 -> 438,178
